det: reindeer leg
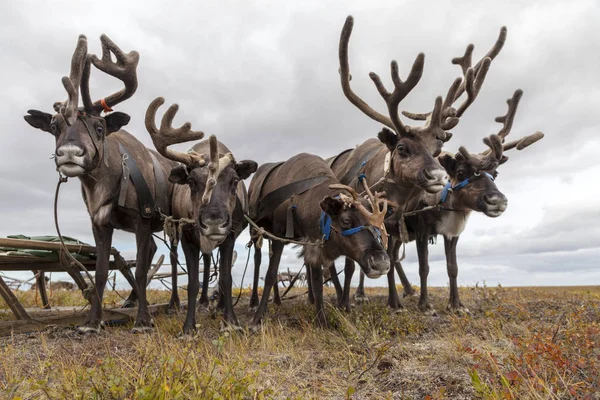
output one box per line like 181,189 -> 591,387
249,243 -> 261,309
250,241 -> 283,330
391,240 -> 416,297
198,254 -> 211,310
328,263 -> 344,305
309,264 -> 328,328
354,268 -> 369,304
386,240 -> 403,310
273,280 -> 282,306
306,266 -> 315,304
416,230 -> 436,316
167,240 -> 180,312
341,258 -> 355,312
132,226 -> 156,333
78,225 -> 113,334
181,238 -> 200,335
218,234 -> 241,330
444,236 -> 469,314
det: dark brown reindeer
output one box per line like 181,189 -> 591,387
247,153 -> 391,329
146,98 -> 257,333
23,35 -> 178,333
351,90 -> 544,314
326,16 -> 505,310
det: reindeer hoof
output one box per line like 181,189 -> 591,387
392,308 -> 408,314
247,323 -> 262,334
354,294 -> 370,304
220,321 -> 243,333
132,318 -> 155,334
448,304 -> 471,315
77,323 -> 102,335
121,299 -> 137,309
422,308 -> 438,317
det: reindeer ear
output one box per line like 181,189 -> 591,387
104,112 -> 130,134
235,160 -> 258,180
320,196 -> 344,216
499,155 -> 509,165
24,110 -> 53,133
377,127 -> 398,152
168,165 -> 189,184
438,154 -> 457,176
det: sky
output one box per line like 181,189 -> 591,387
1,0 -> 598,292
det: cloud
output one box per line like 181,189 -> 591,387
1,0 -> 598,289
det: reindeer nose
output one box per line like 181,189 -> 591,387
483,192 -> 508,206
56,145 -> 85,157
423,168 -> 448,182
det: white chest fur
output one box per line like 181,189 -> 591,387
435,210 -> 471,239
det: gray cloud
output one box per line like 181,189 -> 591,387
1,0 -> 598,289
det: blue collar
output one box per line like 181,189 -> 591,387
320,211 -> 381,241
440,171 -> 494,204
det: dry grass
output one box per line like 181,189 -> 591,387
0,284 -> 599,399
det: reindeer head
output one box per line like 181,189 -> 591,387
24,35 -> 138,177
320,182 -> 392,278
339,16 -> 507,194
438,90 -> 544,217
146,98 -> 257,242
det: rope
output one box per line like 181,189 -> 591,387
233,244 -> 253,307
244,215 -> 323,247
54,174 -> 98,303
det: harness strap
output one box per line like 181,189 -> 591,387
256,175 -> 329,221
285,205 -> 297,239
319,211 -> 382,241
150,152 -> 168,214
339,146 -> 382,185
118,143 -> 156,218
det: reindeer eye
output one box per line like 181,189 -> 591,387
96,126 -> 104,136
341,217 -> 351,227
397,143 -> 410,158
50,124 -> 58,134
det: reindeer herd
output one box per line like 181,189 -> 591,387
22,16 -> 543,335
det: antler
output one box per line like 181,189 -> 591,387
145,97 -> 206,166
458,134 -> 504,170
81,34 -> 139,114
53,35 -> 88,125
328,180 -> 390,249
403,27 -> 507,136
339,16 -> 426,137
501,131 -> 545,152
202,135 -> 235,205
495,89 -> 522,141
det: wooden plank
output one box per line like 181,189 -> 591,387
0,302 -> 183,337
0,276 -> 30,320
0,260 -> 135,272
0,238 -> 120,256
35,271 -> 51,310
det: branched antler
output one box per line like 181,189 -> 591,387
145,97 -> 206,166
458,134 -> 504,170
339,16 -> 426,137
495,89 -> 522,140
82,34 -> 140,114
54,35 -> 88,125
402,26 -> 507,136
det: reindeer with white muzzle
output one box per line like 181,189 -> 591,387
24,35 -> 179,334
145,98 -> 257,334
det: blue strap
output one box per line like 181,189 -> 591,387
320,212 -> 332,240
440,171 -> 495,204
340,225 -> 366,236
358,173 -> 366,181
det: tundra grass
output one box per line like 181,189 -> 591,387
0,285 -> 599,399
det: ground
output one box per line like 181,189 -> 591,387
0,285 -> 599,399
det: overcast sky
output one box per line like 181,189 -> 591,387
1,0 -> 598,291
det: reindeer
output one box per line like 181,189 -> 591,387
23,35 -> 178,334
325,16 -> 506,310
350,90 -> 544,314
248,153 -> 391,328
145,98 -> 257,333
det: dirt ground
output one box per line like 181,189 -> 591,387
1,285 -> 599,399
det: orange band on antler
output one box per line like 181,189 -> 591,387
100,98 -> 113,113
